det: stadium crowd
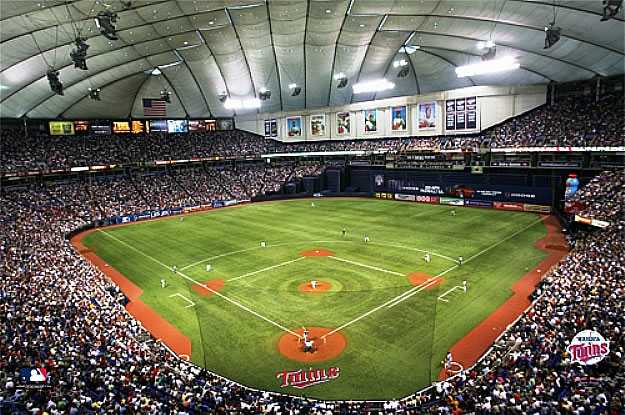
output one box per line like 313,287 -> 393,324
2,93 -> 623,174
1,167 -> 623,414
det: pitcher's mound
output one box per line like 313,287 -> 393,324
407,273 -> 444,290
279,327 -> 346,362
299,249 -> 334,257
191,278 -> 226,295
299,281 -> 331,294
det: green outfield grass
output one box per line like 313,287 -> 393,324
82,199 -> 548,400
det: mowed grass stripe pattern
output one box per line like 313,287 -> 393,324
82,199 -> 548,400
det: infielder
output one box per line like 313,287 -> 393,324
160,279 -> 166,288
458,256 -> 463,266
463,280 -> 467,292
172,265 -> 177,273
206,264 -> 212,272
424,253 -> 430,263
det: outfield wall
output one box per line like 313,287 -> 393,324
348,169 -> 555,207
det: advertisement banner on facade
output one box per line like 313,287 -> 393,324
415,195 -> 439,204
439,197 -> 464,206
523,204 -> 551,213
493,201 -> 524,211
394,193 -> 416,202
464,199 -> 493,208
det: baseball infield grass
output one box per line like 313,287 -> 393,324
81,199 -> 548,400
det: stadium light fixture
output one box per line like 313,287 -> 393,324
46,68 -> 64,95
88,87 -> 101,101
259,88 -> 271,100
160,89 -> 171,103
224,98 -> 261,109
289,83 -> 301,96
352,79 -> 395,94
70,38 -> 89,70
455,56 -> 520,78
601,0 -> 622,21
544,22 -> 561,49
476,40 -> 495,50
393,59 -> 408,68
95,10 -> 119,41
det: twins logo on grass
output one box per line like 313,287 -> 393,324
276,367 -> 339,389
567,330 -> 610,365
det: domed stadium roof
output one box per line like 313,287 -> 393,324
1,0 -> 623,119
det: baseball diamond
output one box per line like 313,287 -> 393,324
78,198 -> 564,400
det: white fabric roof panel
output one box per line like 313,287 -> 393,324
0,0 -> 622,119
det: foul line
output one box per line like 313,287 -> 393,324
168,293 -> 196,308
228,257 -> 305,282
99,230 -> 302,338
323,217 -> 545,337
369,241 -> 457,263
437,286 -> 464,303
328,256 -> 405,276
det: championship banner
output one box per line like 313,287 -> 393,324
264,119 -> 271,138
446,96 -> 477,131
270,119 -> 278,137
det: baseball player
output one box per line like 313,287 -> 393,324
172,265 -> 177,273
450,210 -> 456,216
304,339 -> 314,353
463,280 -> 467,292
364,236 -> 370,242
303,329 -> 309,342
311,280 -> 317,290
424,252 -> 430,263
311,201 -> 315,207
458,256 -> 463,266
160,279 -> 166,289
206,264 -> 212,272
342,227 -> 346,236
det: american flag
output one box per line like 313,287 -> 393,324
143,98 -> 167,116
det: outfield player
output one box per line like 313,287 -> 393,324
424,252 -> 430,263
342,227 -> 346,236
450,210 -> 456,216
161,278 -> 166,288
364,236 -> 370,242
311,201 -> 315,207
179,216 -> 184,222
206,264 -> 212,272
